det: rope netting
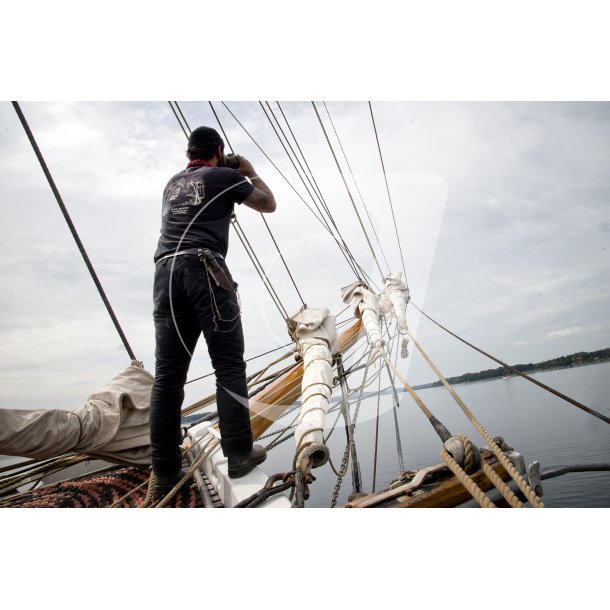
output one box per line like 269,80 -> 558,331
0,465 -> 201,508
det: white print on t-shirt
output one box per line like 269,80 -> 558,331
162,176 -> 205,216
187,179 -> 205,207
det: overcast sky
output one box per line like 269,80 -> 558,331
2,2 -> 610,602
0,100 -> 609,411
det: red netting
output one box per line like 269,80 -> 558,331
0,466 -> 201,508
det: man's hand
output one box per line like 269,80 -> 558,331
235,155 -> 256,178
236,155 -> 276,213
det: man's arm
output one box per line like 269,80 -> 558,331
235,156 -> 276,213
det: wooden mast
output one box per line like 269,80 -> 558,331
249,319 -> 363,440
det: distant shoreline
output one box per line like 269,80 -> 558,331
413,348 -> 610,390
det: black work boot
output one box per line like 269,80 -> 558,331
150,470 -> 188,502
228,444 -> 267,478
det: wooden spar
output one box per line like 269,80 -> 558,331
249,319 -> 363,440
341,457 -> 517,508
392,458 -> 513,508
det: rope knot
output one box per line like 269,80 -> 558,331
295,441 -> 330,472
443,434 -> 481,473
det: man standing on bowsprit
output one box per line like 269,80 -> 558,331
150,126 -> 276,498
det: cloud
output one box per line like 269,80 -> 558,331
1,101 -> 609,407
545,326 -> 585,339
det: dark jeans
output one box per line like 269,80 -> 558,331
149,254 -> 253,476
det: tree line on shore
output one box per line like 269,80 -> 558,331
420,347 -> 610,389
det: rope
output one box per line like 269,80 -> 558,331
407,330 -> 544,508
0,452 -> 79,476
336,357 -> 362,494
145,437 -> 219,509
440,447 -> 497,508
187,343 -> 296,386
109,477 -> 150,508
411,301 -> 610,426
481,459 -> 524,508
368,101 -> 409,284
0,454 -> 90,496
12,101 -> 137,362
262,412 -> 301,450
248,363 -> 300,398
248,353 -> 298,386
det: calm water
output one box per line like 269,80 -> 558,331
2,363 -> 609,508
262,362 -> 610,507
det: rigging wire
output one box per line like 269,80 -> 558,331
372,364 -> 382,493
168,101 -> 190,139
209,102 -> 306,308
261,101 -> 379,291
208,101 -> 234,151
274,101 -> 384,290
260,213 -> 307,308
12,101 -> 137,362
269,102 -> 379,289
220,102 -> 329,228
175,102 -> 192,133
187,303 -> 349,385
259,101 -> 358,296
220,101 -> 367,282
368,101 -> 409,285
171,101 -> 294,322
274,102 -> 332,217
232,218 -> 291,320
267,101 -> 362,269
186,341 -> 297,385
323,102 -> 392,273
260,102 -> 333,228
411,301 -> 610,425
387,324 -> 405,473
311,101 -> 386,282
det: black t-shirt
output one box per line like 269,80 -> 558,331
154,165 -> 254,261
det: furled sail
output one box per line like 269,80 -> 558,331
288,308 -> 338,468
0,361 -> 153,464
378,272 -> 410,357
341,280 -> 385,361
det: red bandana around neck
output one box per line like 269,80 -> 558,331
187,159 -> 214,168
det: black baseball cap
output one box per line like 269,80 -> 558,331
187,126 -> 224,147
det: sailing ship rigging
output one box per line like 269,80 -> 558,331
1,100 -> 609,509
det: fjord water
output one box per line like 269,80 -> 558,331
1,362 -> 608,508
264,361 -> 610,508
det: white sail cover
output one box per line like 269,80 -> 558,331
341,280 -> 384,359
0,361 -> 154,464
379,272 -> 410,357
289,308 -> 338,462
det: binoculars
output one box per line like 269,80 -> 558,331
224,154 -> 240,169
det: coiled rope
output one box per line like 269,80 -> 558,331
407,329 -> 544,508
